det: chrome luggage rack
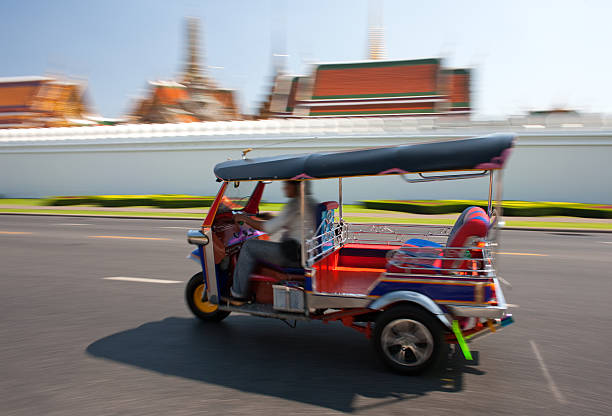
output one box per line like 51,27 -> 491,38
385,244 -> 496,277
307,222 -> 497,278
346,223 -> 452,246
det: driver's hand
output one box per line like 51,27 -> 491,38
256,212 -> 273,220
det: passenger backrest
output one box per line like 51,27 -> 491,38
314,201 -> 339,257
443,206 -> 490,269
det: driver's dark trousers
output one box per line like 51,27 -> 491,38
230,239 -> 300,299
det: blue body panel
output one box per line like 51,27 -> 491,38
369,280 -> 493,303
304,276 -> 313,292
189,247 -> 230,298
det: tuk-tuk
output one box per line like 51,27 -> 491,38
185,133 -> 515,374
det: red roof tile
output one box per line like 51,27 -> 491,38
312,60 -> 441,99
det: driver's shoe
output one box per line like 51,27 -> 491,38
221,295 -> 247,306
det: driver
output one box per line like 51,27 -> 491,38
226,180 -> 317,305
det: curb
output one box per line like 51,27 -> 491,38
3,211 -> 612,233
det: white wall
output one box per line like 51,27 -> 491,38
1,119 -> 611,203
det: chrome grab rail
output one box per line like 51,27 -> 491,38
305,221 -> 348,266
400,170 -> 489,183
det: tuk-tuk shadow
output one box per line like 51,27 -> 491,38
86,316 -> 483,412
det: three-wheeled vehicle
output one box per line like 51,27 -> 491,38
185,133 -> 515,374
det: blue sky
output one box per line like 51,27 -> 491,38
1,0 -> 610,119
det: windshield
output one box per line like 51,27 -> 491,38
220,181 -> 259,212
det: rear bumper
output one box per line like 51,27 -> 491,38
446,313 -> 514,345
443,303 -> 507,319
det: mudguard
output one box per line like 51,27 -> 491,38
368,291 -> 452,329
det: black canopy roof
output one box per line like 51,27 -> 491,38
214,133 -> 515,181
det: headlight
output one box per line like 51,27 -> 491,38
187,230 -> 210,245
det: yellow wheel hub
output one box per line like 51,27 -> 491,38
193,284 -> 218,314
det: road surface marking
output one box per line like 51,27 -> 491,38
498,252 -> 548,257
103,277 -> 182,284
602,242 -> 612,244
506,303 -> 520,308
57,223 -> 91,226
530,340 -> 567,404
0,231 -> 33,235
88,235 -> 171,241
159,226 -> 192,229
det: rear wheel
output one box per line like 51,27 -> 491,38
373,304 -> 446,374
185,272 -> 231,322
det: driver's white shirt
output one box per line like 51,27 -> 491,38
263,195 -> 317,242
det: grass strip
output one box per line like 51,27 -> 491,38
0,199 -> 44,206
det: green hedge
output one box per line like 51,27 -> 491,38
360,200 -> 612,219
43,195 -> 216,209
38,196 -> 612,218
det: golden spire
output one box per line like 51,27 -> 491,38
181,17 -> 209,89
368,0 -> 386,60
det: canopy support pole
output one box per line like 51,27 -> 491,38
487,171 -> 494,217
338,178 -> 343,221
300,181 -> 306,268
495,170 -> 505,219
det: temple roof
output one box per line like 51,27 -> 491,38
443,68 -> 471,111
129,18 -> 240,123
260,57 -> 472,118
311,58 -> 442,100
0,77 -> 89,128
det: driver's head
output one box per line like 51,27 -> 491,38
283,180 -> 311,198
283,181 -> 299,198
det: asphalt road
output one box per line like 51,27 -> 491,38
1,215 -> 611,416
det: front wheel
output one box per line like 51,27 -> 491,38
185,272 -> 231,322
373,304 -> 447,375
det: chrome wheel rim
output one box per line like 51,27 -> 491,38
380,318 -> 434,367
